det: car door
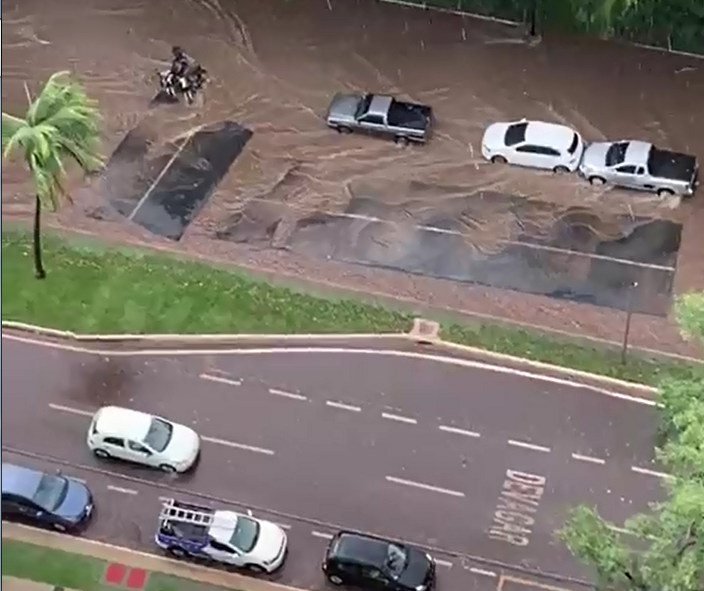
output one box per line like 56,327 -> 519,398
361,565 -> 393,590
514,144 -> 554,169
207,540 -> 245,567
126,440 -> 157,467
612,164 -> 639,188
358,113 -> 387,138
101,436 -> 130,461
335,560 -> 365,585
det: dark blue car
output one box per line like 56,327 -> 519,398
1,463 -> 94,532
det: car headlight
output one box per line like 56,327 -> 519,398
425,553 -> 434,563
416,585 -> 427,591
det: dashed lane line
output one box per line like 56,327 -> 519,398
48,403 -> 93,417
385,476 -> 465,498
572,453 -> 606,465
438,425 -> 481,438
470,566 -> 497,578
199,373 -> 242,387
433,559 -> 453,569
269,388 -> 308,401
311,530 -> 334,540
631,466 -> 673,479
107,485 -> 138,495
201,436 -> 275,456
381,412 -> 417,425
325,400 -> 362,412
276,522 -> 292,530
68,476 -> 87,484
507,439 -> 551,453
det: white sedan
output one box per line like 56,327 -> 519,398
481,119 -> 585,173
87,406 -> 200,473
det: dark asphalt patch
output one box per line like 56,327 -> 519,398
216,192 -> 681,316
102,120 -> 252,241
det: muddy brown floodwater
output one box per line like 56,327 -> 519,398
2,0 -> 704,354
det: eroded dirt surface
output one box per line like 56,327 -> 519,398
2,0 -> 703,354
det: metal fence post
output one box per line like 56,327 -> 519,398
621,281 -> 639,364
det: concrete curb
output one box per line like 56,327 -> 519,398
2,320 -> 659,395
1,522 -> 304,591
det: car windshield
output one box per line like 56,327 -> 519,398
567,133 -> 580,155
385,543 -> 408,578
143,417 -> 174,452
355,94 -> 373,118
33,474 -> 69,511
606,142 -> 628,167
504,122 -> 527,147
229,516 -> 261,553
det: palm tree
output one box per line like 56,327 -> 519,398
2,71 -> 102,279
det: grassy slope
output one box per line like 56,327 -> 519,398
2,229 -> 699,386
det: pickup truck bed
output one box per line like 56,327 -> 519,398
648,147 -> 698,183
387,101 -> 433,131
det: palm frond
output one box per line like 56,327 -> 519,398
2,112 -> 29,155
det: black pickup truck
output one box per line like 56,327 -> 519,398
325,93 -> 433,144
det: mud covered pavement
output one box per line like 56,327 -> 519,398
2,0 -> 703,353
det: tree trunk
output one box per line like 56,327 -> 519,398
33,195 -> 47,279
529,0 -> 538,37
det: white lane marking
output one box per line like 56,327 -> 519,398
48,403 -> 93,417
202,436 -> 275,456
469,567 -> 497,578
385,476 -> 465,498
107,485 -> 138,495
311,530 -> 334,540
199,373 -> 242,387
325,400 -> 362,412
434,559 -> 453,569
68,477 -> 87,484
438,425 -> 481,438
276,523 -> 292,530
269,388 -> 308,401
158,496 -> 172,502
507,439 -> 551,453
631,466 -> 673,479
382,412 -> 417,425
572,453 -> 606,465
5,333 -> 660,406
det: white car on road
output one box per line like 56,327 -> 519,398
87,406 -> 200,473
482,119 -> 585,173
156,499 -> 288,573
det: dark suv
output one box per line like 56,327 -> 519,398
322,531 -> 436,591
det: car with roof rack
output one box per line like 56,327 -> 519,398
155,498 -> 288,574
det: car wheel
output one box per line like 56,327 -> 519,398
490,155 -> 507,164
328,575 -> 344,585
167,547 -> 189,558
336,126 -> 353,134
553,165 -> 570,174
395,135 -> 410,146
159,464 -> 177,473
246,564 -> 266,574
657,188 -> 674,197
93,449 -> 111,459
588,176 -> 606,186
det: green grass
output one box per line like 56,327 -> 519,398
0,539 -> 233,591
2,228 -> 700,386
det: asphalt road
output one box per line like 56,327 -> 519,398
1,334 -> 667,591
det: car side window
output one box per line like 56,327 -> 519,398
209,540 -> 235,553
103,437 -> 125,447
362,114 -> 384,125
516,145 -> 560,156
616,165 -> 637,173
636,166 -> 645,175
127,441 -> 151,454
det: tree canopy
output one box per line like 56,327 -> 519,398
558,292 -> 704,591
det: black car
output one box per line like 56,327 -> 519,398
1,463 -> 94,532
323,531 -> 436,591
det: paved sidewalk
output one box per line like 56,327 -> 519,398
3,578 -> 59,591
2,523 -> 303,591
